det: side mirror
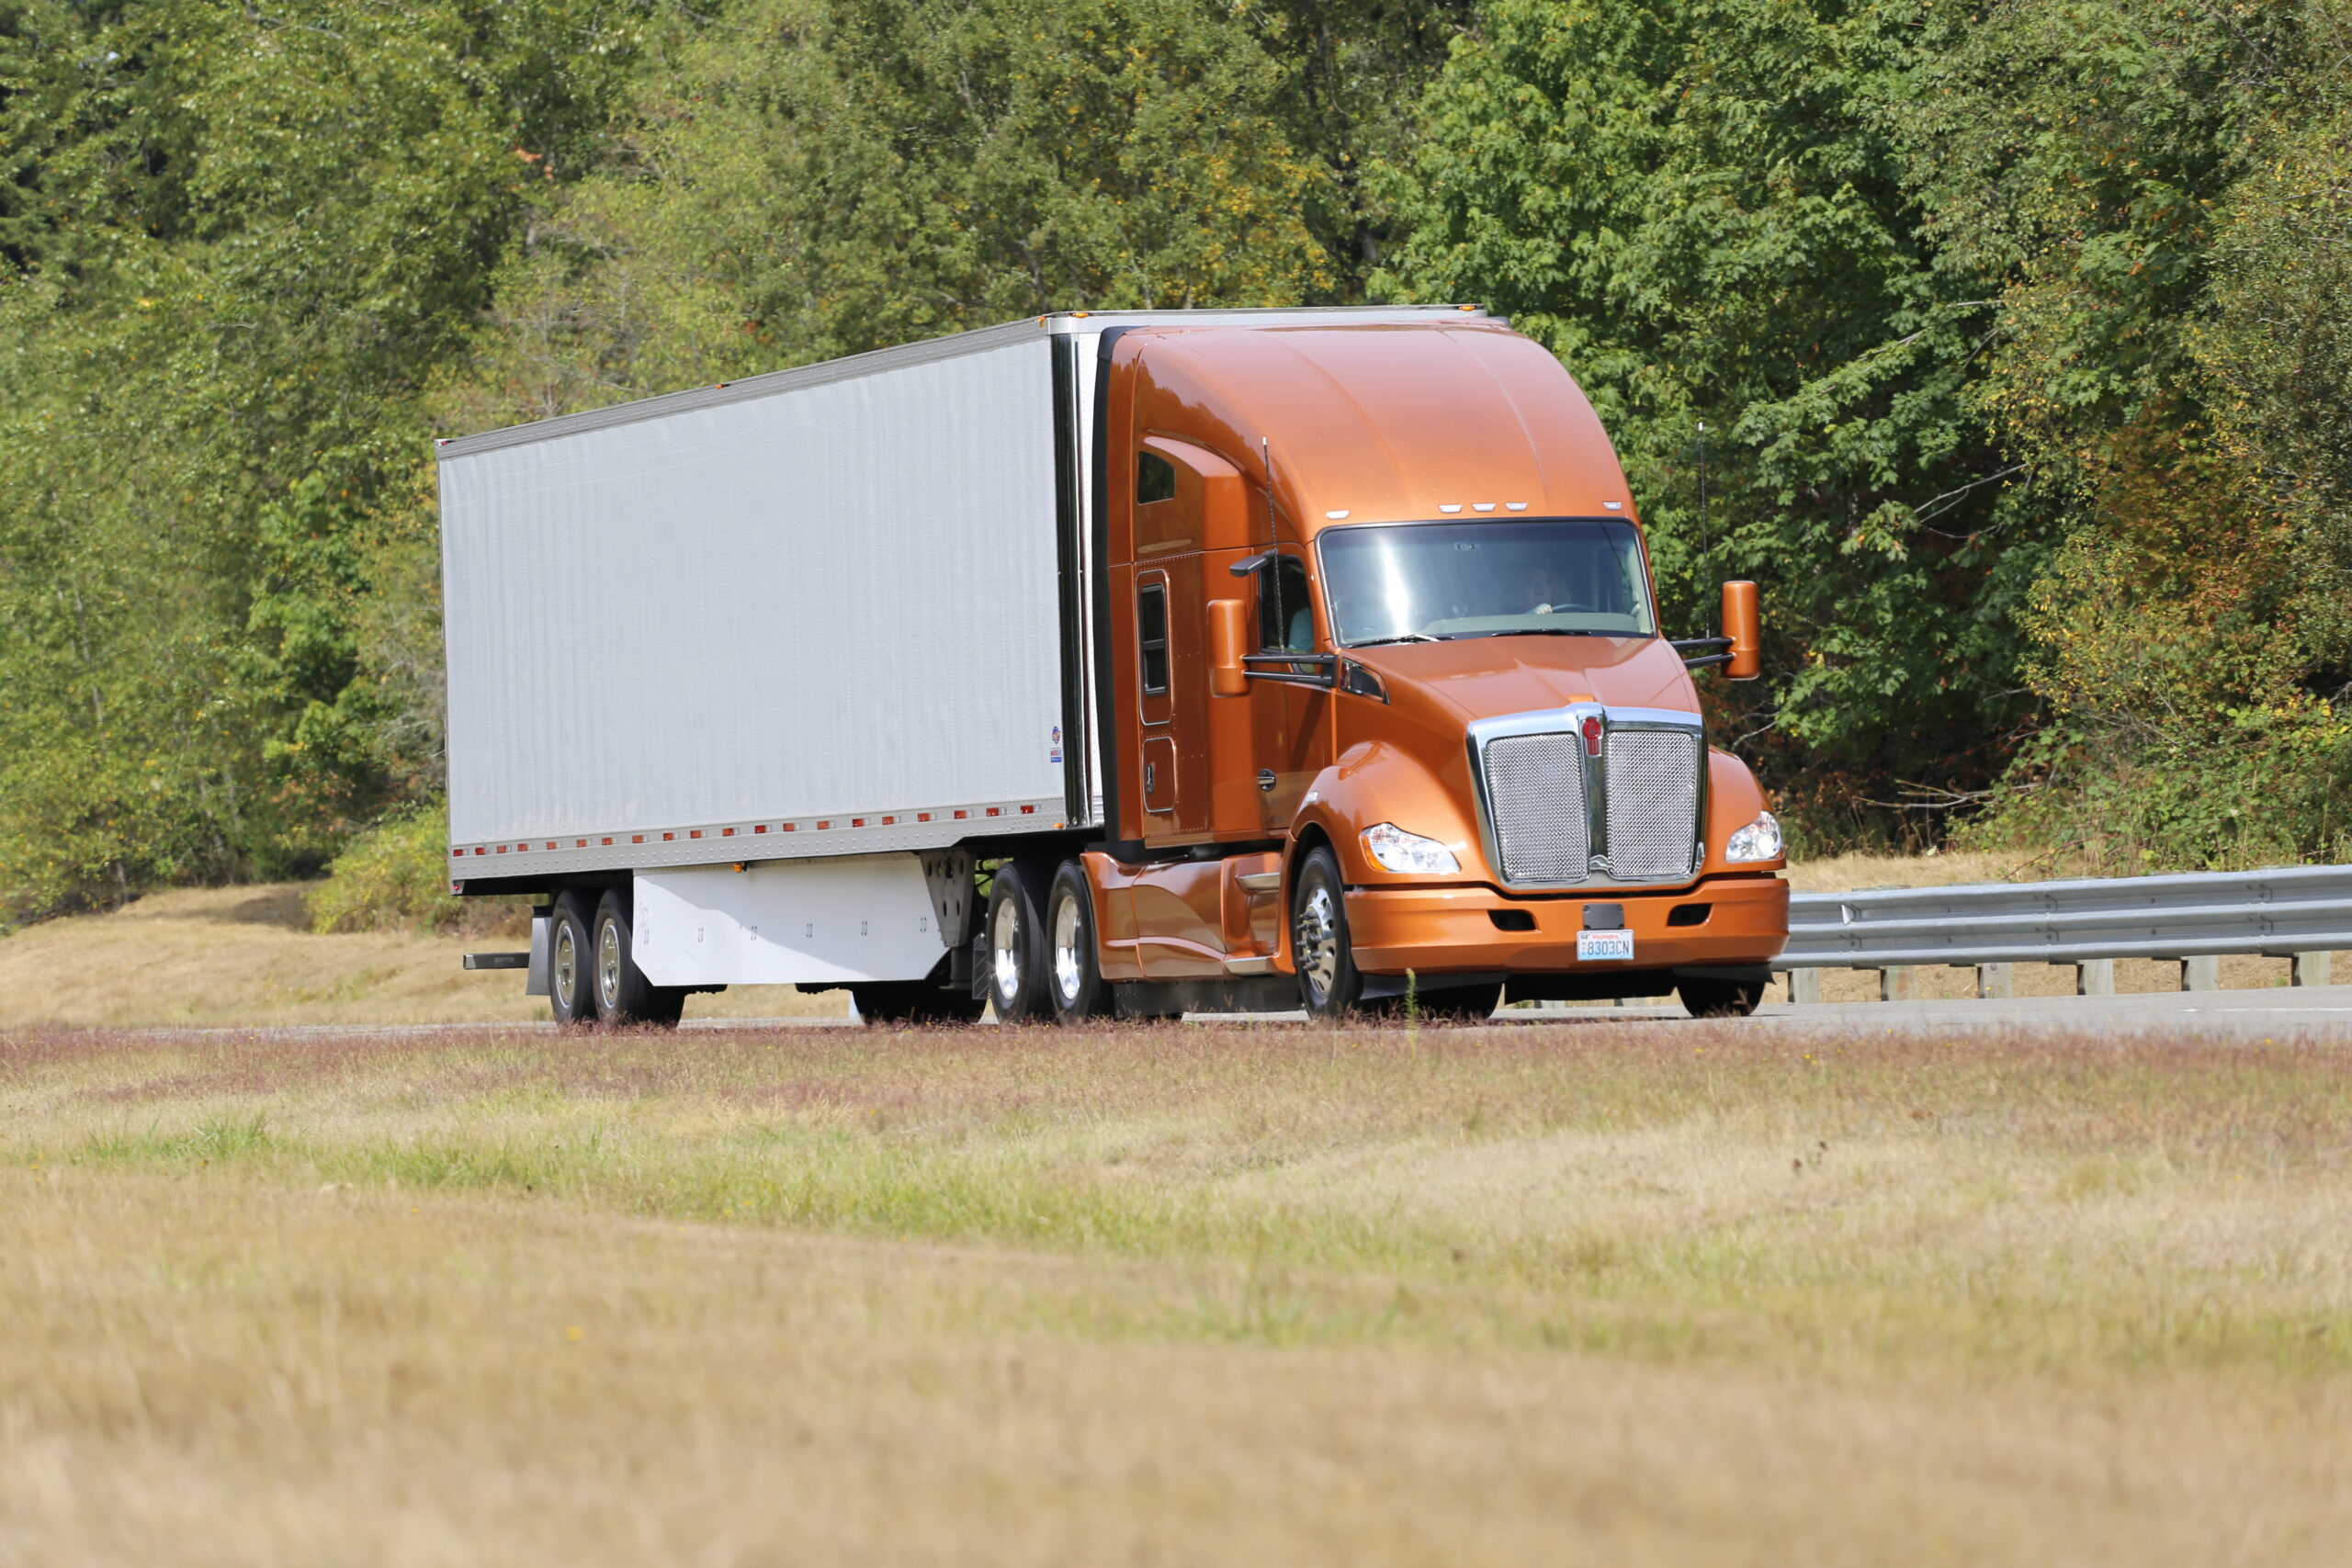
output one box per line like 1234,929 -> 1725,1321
1722,581 -> 1760,681
1208,598 -> 1250,697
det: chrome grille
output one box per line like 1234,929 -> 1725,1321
1480,732 -> 1589,885
1605,728 -> 1702,882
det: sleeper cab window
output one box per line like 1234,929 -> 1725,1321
1137,450 -> 1177,504
1137,581 -> 1170,695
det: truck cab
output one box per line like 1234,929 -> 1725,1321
1002,319 -> 1787,1021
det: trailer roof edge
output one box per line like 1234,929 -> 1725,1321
432,306 -> 1489,460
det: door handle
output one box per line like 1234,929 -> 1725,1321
1146,762 -> 1159,795
1258,769 -> 1276,793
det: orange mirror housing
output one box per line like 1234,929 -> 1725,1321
1721,581 -> 1761,681
1208,598 -> 1250,696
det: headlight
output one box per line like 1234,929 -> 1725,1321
1362,822 -> 1461,874
1724,810 -> 1783,863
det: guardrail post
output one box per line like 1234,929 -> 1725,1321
1781,968 -> 1819,1004
1879,967 -> 1913,1002
2180,955 -> 2220,991
2075,959 -> 2114,998
2293,952 -> 2331,987
1976,963 -> 2012,999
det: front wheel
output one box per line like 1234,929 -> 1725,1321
1679,976 -> 1764,1019
1292,846 -> 1365,1021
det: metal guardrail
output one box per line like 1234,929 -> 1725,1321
1775,864 -> 2352,999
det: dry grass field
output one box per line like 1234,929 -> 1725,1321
4,1019 -> 2348,1564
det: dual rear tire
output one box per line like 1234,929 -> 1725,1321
548,887 -> 685,1028
985,860 -> 1114,1023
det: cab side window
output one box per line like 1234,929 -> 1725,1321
1257,556 -> 1314,653
1137,451 -> 1177,504
1137,581 -> 1170,695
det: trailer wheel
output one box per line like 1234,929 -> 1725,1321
1679,976 -> 1763,1019
1045,861 -> 1114,1023
984,862 -> 1054,1021
549,892 -> 598,1026
593,889 -> 686,1027
1292,845 -> 1365,1021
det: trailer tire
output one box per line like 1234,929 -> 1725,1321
594,888 -> 686,1028
549,892 -> 598,1026
1292,845 -> 1365,1021
984,861 -> 1054,1022
1045,861 -> 1114,1023
1679,976 -> 1764,1019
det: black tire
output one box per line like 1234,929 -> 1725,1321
1292,845 -> 1365,1021
1679,976 -> 1764,1019
1410,980 -> 1504,1021
548,891 -> 598,1026
984,861 -> 1054,1021
1045,860 -> 1114,1023
593,888 -> 686,1028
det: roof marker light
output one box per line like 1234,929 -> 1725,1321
1472,502 -> 1495,512
1603,501 -> 1623,511
1457,304 -> 1476,311
1438,503 -> 1463,513
1325,510 -> 1350,521
1506,502 -> 1528,512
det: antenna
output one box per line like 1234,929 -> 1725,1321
1697,420 -> 1713,635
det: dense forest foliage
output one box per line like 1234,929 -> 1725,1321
2,0 -> 2347,921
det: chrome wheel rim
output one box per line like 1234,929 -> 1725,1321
597,919 -> 623,1012
1296,881 -> 1340,1002
1052,892 -> 1084,1007
553,922 -> 580,1012
991,896 -> 1023,1005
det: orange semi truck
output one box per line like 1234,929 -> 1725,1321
438,307 -> 1788,1025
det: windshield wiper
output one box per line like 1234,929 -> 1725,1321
1478,626 -> 1604,638
1350,632 -> 1445,648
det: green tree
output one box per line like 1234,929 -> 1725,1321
1377,0 -> 2032,840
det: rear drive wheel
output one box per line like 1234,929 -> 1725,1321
548,892 -> 597,1026
1046,861 -> 1114,1023
985,862 -> 1053,1021
1292,845 -> 1365,1021
593,889 -> 685,1027
1679,976 -> 1764,1019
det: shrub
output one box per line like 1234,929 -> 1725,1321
308,807 -> 524,935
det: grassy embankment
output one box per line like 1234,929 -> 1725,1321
0,848 -> 2313,1029
3,1021 -> 2347,1562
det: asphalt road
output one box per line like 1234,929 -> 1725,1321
75,983 -> 2352,1041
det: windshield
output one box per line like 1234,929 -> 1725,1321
1317,519 -> 1657,647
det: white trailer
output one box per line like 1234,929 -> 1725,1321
437,307 -> 1476,1021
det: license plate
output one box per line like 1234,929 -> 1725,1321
1577,929 -> 1635,963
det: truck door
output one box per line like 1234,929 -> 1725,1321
1244,539 -> 1332,835
1130,446 -> 1218,843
